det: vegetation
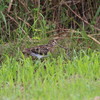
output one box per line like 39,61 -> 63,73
0,0 -> 100,100
0,51 -> 100,100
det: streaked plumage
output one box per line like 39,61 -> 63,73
23,40 -> 57,59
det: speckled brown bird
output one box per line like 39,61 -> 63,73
23,39 -> 57,59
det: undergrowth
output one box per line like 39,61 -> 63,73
0,50 -> 100,100
0,0 -> 100,100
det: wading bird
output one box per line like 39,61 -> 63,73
23,40 -> 57,59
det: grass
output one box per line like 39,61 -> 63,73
0,50 -> 100,100
0,1 -> 100,100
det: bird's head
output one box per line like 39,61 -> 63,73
48,39 -> 57,46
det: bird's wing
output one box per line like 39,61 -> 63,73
30,45 -> 51,55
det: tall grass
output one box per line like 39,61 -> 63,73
0,1 -> 100,100
0,51 -> 100,100
0,0 -> 99,42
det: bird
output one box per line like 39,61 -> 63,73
23,39 -> 57,59
30,52 -> 48,59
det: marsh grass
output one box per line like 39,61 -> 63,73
0,50 -> 100,100
0,1 -> 100,100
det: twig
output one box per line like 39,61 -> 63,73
46,28 -> 69,34
88,35 -> 100,45
7,14 -> 32,42
61,1 -> 100,31
7,0 -> 13,13
7,14 -> 18,25
88,34 -> 100,36
18,0 -> 29,12
17,16 -> 31,27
